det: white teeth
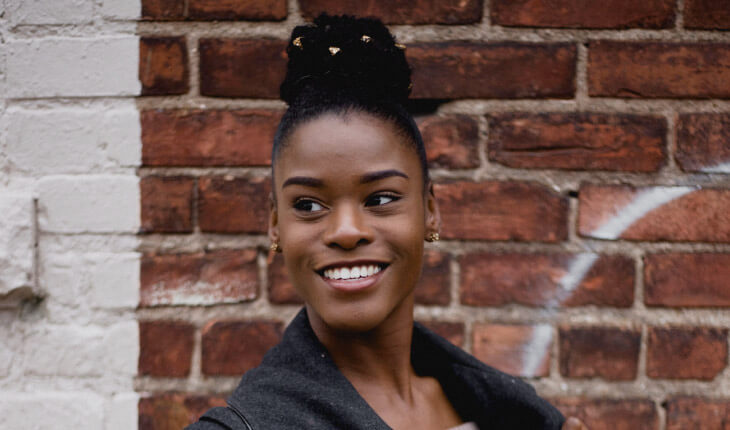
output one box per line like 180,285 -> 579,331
322,265 -> 382,280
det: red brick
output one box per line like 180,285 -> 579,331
589,41 -> 730,98
435,181 -> 568,242
198,176 -> 271,233
142,0 -> 287,20
142,109 -> 281,167
141,250 -> 259,307
460,253 -> 634,308
472,323 -> 551,377
488,113 -> 666,172
559,326 -> 640,380
299,0 -> 482,24
647,326 -> 728,380
199,39 -> 287,98
139,37 -> 188,96
418,115 -> 480,169
139,321 -> 195,377
418,321 -> 465,347
684,0 -> 730,30
551,398 -> 659,430
138,393 -> 226,430
645,253 -> 730,308
414,250 -> 451,305
676,113 -> 730,173
202,320 -> 283,375
408,42 -> 576,99
666,397 -> 730,430
578,184 -> 730,243
140,176 -> 194,233
491,0 -> 675,29
267,253 -> 302,304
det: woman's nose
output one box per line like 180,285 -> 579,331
322,204 -> 374,250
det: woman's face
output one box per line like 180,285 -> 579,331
270,111 -> 439,332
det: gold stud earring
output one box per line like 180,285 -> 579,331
292,37 -> 303,49
426,232 -> 440,242
270,242 -> 282,253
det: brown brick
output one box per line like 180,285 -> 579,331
460,253 -> 634,308
684,0 -> 730,30
202,320 -> 283,375
142,0 -> 287,20
138,393 -> 226,430
645,253 -> 730,308
488,113 -> 666,172
141,250 -> 259,307
267,253 -> 302,304
414,250 -> 450,305
139,321 -> 194,377
647,326 -> 728,380
199,39 -> 287,98
142,109 -> 281,167
589,41 -> 730,98
139,37 -> 188,96
666,397 -> 730,430
198,176 -> 271,233
578,184 -> 730,243
418,321 -> 465,347
409,42 -> 576,99
435,181 -> 568,242
559,326 -> 640,380
676,113 -> 730,173
299,0 -> 482,24
551,398 -> 659,430
418,115 -> 480,169
140,176 -> 194,234
472,323 -> 551,377
491,0 -> 675,29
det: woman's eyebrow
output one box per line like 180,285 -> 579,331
282,176 -> 324,188
360,169 -> 409,184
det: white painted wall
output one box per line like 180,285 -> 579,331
0,1 -> 142,429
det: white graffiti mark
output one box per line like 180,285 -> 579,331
701,161 -> 730,174
521,324 -> 553,377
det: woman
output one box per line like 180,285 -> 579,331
188,14 -> 585,430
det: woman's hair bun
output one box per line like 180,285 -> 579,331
280,14 -> 412,106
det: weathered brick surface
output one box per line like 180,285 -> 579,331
199,39 -> 288,98
578,184 -> 730,243
647,327 -> 728,380
138,393 -> 227,430
589,41 -> 730,98
141,250 -> 259,306
436,181 -> 568,242
142,0 -> 287,21
140,176 -> 194,233
492,0 -> 675,29
408,42 -> 576,99
418,115 -> 480,169
472,324 -> 551,377
676,113 -> 730,173
299,0 -> 483,24
665,397 -> 730,430
139,37 -> 189,96
644,253 -> 730,308
559,327 -> 640,380
418,321 -> 465,347
198,176 -> 271,233
201,321 -> 283,375
142,109 -> 281,167
551,398 -> 659,430
684,0 -> 730,30
139,321 -> 195,377
488,113 -> 666,171
460,252 -> 634,307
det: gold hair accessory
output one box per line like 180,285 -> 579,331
394,43 -> 406,50
361,35 -> 372,43
292,37 -> 303,49
426,232 -> 440,242
329,46 -> 341,55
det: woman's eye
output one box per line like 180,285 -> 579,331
293,199 -> 324,213
365,194 -> 399,207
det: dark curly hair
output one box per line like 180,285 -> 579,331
272,14 -> 429,187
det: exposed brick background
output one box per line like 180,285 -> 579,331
136,2 -> 730,428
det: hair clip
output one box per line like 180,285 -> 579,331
361,35 -> 372,43
292,36 -> 303,49
329,46 -> 341,55
394,43 -> 406,50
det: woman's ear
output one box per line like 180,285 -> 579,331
268,192 -> 279,244
425,182 -> 441,236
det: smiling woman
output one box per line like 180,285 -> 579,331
186,14 -> 576,430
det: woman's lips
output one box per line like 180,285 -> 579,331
319,264 -> 387,292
